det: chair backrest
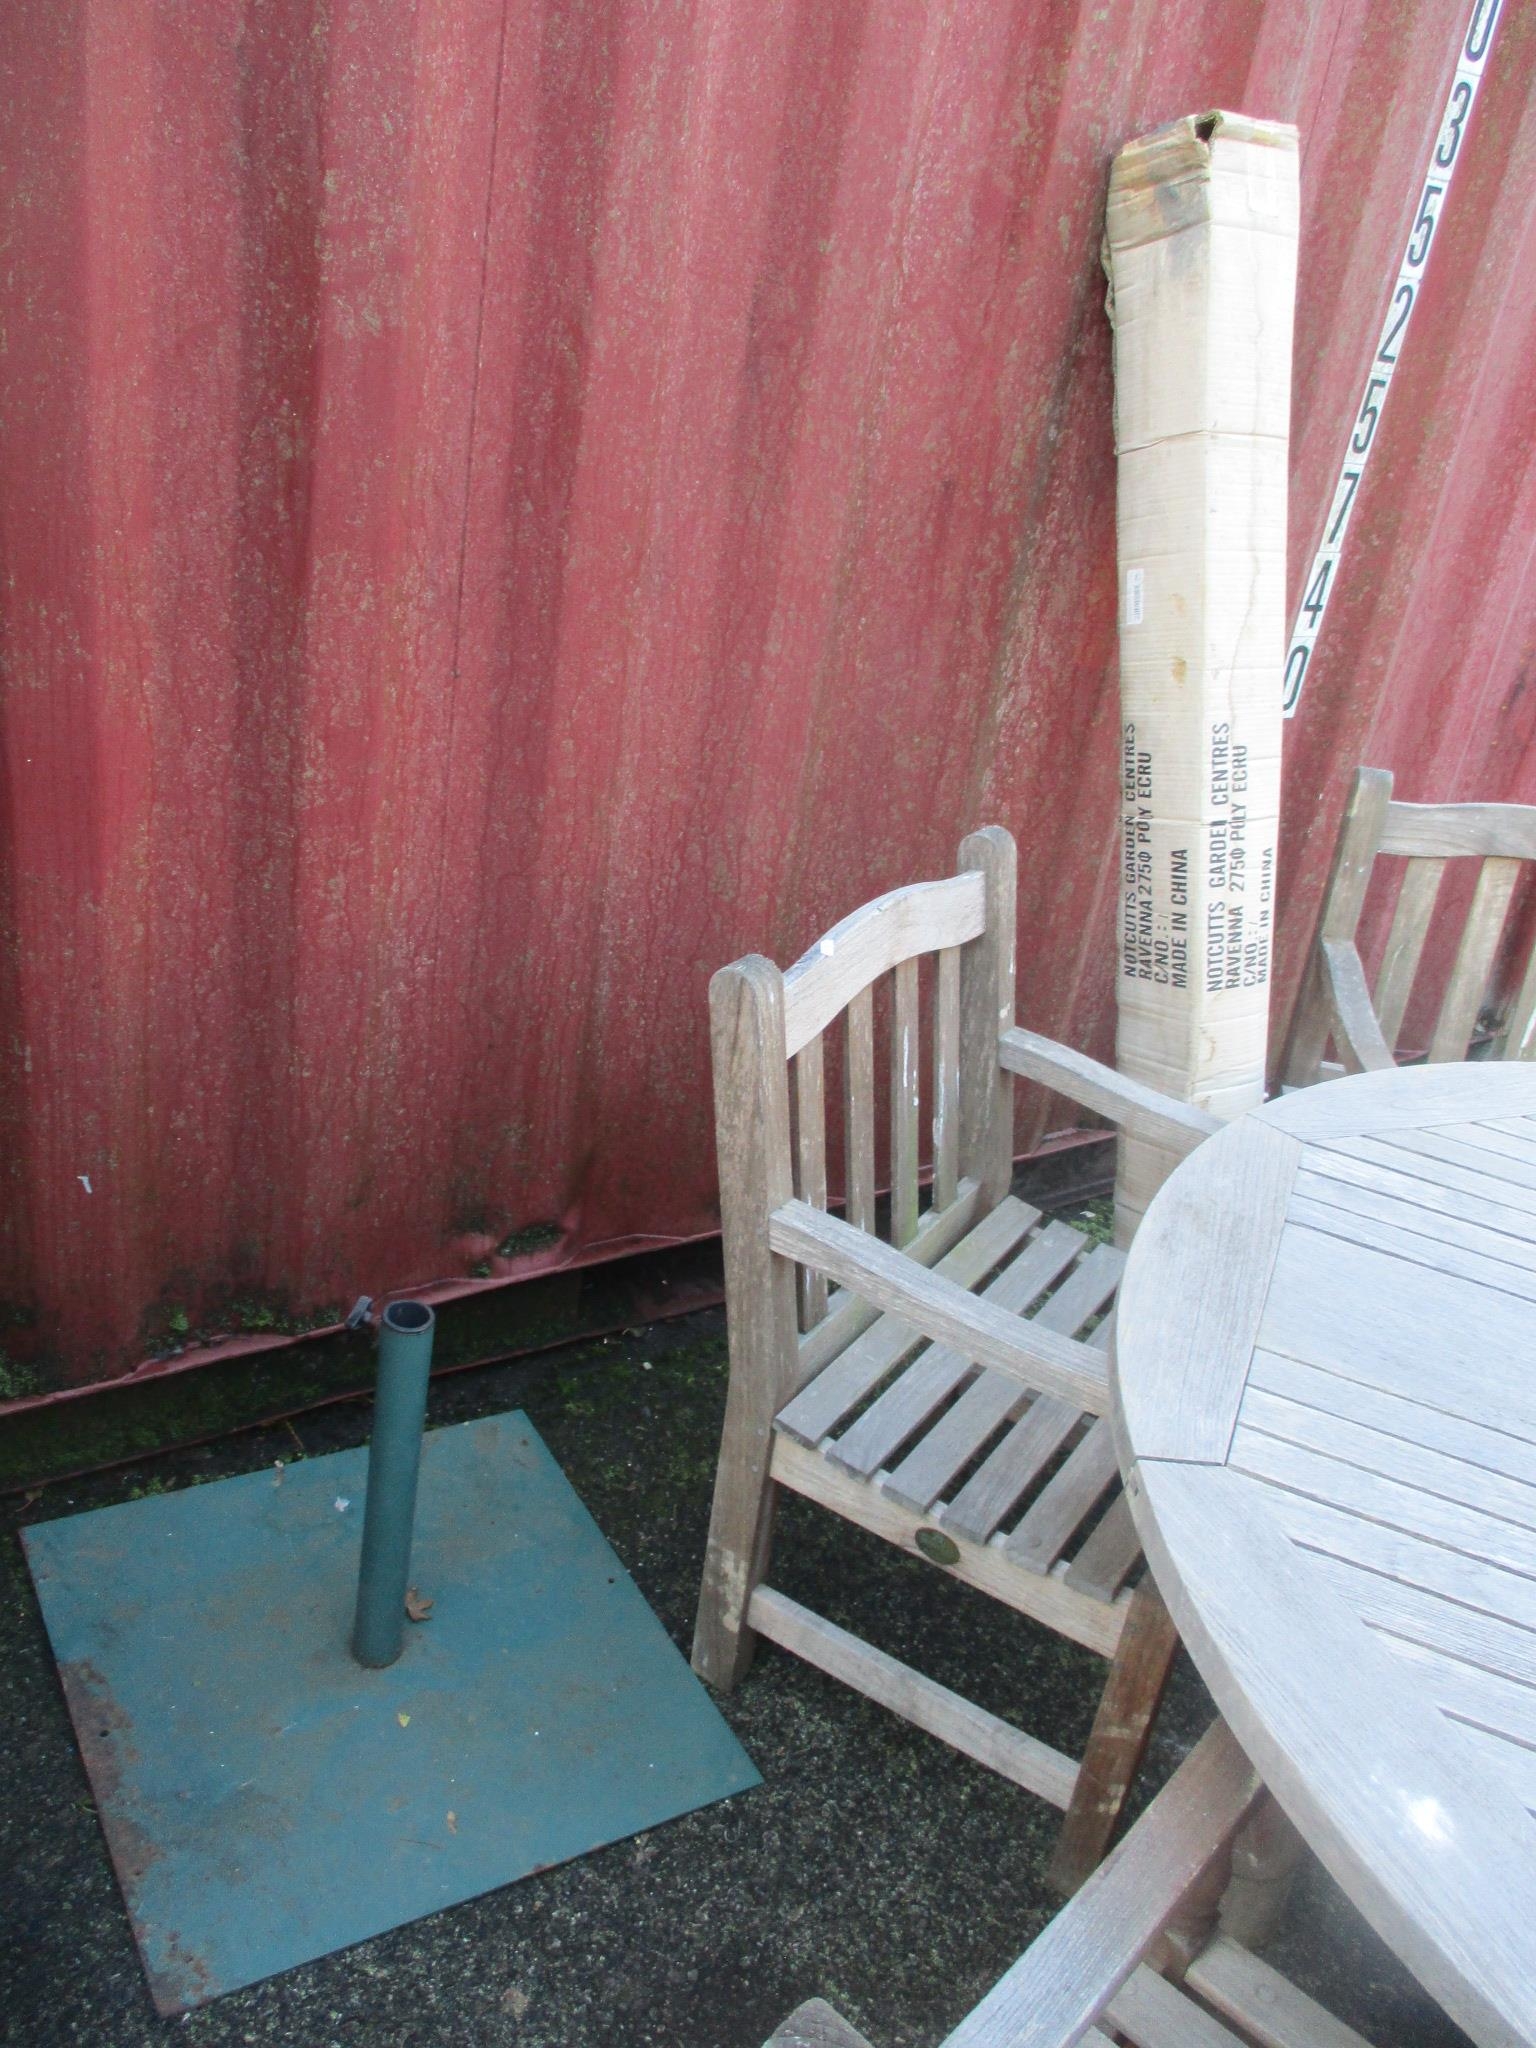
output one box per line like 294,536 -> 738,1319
709,829 -> 1017,1394
1284,766 -> 1536,1086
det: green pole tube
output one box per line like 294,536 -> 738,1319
351,1300 -> 436,1669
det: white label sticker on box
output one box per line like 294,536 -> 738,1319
1124,567 -> 1144,627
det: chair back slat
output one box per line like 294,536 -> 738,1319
1429,855 -> 1521,1062
843,985 -> 877,1233
890,958 -> 922,1247
958,829 -> 1018,1211
781,871 -> 985,1058
1501,936 -> 1536,1061
933,945 -> 962,1210
1373,858 -> 1444,1049
793,1034 -> 829,1329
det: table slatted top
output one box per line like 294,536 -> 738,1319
1112,1063 -> 1536,2048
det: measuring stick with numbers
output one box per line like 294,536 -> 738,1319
1283,0 -> 1504,717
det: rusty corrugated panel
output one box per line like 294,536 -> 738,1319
2,0 -> 1533,1386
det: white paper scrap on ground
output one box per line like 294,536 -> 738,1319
1104,110 -> 1300,1234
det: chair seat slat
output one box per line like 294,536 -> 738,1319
880,1237 -> 1122,1511
775,1197 -> 1038,1446
1106,1964 -> 1247,2048
794,1182 -> 985,1386
1003,1418 -> 1121,1573
1064,1490 -> 1144,1600
942,1396 -> 1084,1544
770,1199 -> 1111,1416
942,1321 -> 1112,1544
828,1222 -> 1084,1480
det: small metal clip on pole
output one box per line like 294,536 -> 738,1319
351,1300 -> 436,1669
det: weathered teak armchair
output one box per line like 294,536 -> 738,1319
692,827 -> 1219,1891
1284,765 -> 1536,1087
761,1721 -> 1380,2048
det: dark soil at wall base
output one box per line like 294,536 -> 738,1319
1,1309 -> 1470,2048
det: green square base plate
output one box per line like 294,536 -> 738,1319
22,1412 -> 758,2012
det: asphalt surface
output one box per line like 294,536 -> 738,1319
2,1309 -> 1470,2047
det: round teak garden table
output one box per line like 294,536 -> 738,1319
1112,1061 -> 1536,2048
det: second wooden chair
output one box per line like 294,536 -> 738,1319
1284,764 -> 1536,1086
761,1721 -> 1381,2047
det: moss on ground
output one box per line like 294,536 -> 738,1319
1065,1193 -> 1114,1245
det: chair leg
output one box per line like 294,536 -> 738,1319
1046,1577 -> 1180,1895
1217,1791 -> 1305,1947
691,1373 -> 781,1692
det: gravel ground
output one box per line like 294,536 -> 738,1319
2,1310 -> 1469,2047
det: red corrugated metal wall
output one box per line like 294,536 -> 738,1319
3,0 -> 1533,1388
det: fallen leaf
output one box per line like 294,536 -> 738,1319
404,1587 -> 434,1623
397,1711 -> 410,1728
446,1810 -> 457,1834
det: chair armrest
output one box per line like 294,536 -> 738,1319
1319,940 -> 1395,1073
937,1721 -> 1261,2048
767,1200 -> 1109,1416
998,1028 -> 1220,1156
